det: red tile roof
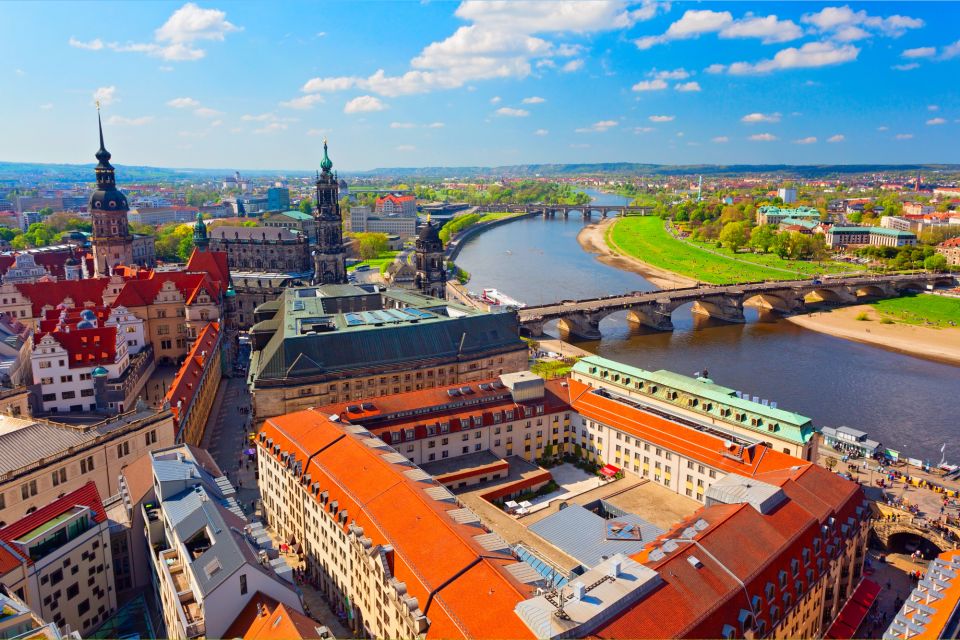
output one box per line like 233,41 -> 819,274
35,325 -> 118,369
113,270 -> 217,307
0,541 -> 26,576
223,593 -> 317,640
0,247 -> 79,279
14,278 -> 113,317
376,194 -> 416,205
166,322 -> 221,421
38,305 -> 112,333
258,410 -> 536,640
0,482 -> 106,556
185,249 -> 230,294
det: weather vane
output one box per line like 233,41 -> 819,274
95,100 -> 101,111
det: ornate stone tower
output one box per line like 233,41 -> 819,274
414,217 -> 446,299
311,139 -> 346,285
193,212 -> 209,252
90,108 -> 134,277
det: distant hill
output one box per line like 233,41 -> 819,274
1,160 -> 958,183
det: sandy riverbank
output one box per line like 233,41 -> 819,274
577,219 -> 697,290
787,305 -> 960,365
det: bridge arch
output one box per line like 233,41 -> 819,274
854,285 -> 887,299
885,530 -> 946,557
744,292 -> 796,314
893,281 -> 927,293
804,287 -> 849,304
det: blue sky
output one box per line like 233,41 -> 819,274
1,1 -> 958,171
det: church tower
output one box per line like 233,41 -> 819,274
90,108 -> 134,277
311,139 -> 346,285
193,213 -> 209,252
414,217 -> 446,299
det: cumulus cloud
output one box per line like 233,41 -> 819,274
635,10 -> 802,49
534,129 -> 549,136
801,6 -> 923,38
674,81 -> 701,92
194,107 -> 221,118
69,37 -> 104,50
794,136 -> 817,144
167,97 -> 200,108
390,122 -> 416,129
943,40 -> 960,60
714,41 -> 860,75
712,136 -> 729,143
741,112 -> 781,123
344,95 -> 387,114
632,78 -> 667,91
926,118 -> 946,125
390,121 -> 444,129
495,107 -> 529,117
748,133 -> 777,141
893,63 -> 919,71
649,115 -> 675,122
297,1 -> 660,98
902,46 -> 936,58
575,119 -> 618,133
827,134 -> 845,142
280,94 -> 325,109
521,96 -> 546,104
84,3 -> 240,62
93,86 -> 117,106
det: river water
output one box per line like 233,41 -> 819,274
455,189 -> 960,462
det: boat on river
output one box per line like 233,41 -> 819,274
479,288 -> 526,309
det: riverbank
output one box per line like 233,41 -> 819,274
787,305 -> 960,365
577,219 -> 697,289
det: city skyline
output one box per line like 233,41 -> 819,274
2,1 -> 959,170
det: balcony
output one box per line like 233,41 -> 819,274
158,549 -> 205,638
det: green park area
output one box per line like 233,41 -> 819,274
347,250 -> 400,274
684,236 -> 860,277
531,357 -> 580,379
870,294 -> 960,328
607,216 -> 858,285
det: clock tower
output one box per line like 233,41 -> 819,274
311,139 -> 347,285
89,108 -> 134,277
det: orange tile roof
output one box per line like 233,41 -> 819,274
14,278 -> 114,317
185,249 -> 230,294
567,379 -> 803,478
223,593 -> 318,640
165,322 -> 221,424
258,410 -> 536,640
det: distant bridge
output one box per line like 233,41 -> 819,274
474,204 -> 653,218
873,519 -> 959,553
518,273 -> 955,340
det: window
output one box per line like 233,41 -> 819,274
21,480 -> 37,499
61,391 -> 76,400
52,468 -> 66,486
39,361 -> 52,369
145,430 -> 157,445
49,569 -> 64,586
67,583 -> 79,600
80,457 -> 95,473
240,574 -> 247,595
117,442 -> 130,458
77,600 -> 90,616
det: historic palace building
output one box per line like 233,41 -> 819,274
311,140 -> 347,285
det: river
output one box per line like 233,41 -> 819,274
454,189 -> 960,463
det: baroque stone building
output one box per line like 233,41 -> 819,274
207,225 -> 311,272
414,218 -> 446,298
89,111 -> 134,276
311,140 -> 346,285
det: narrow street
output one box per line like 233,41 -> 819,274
201,376 -> 259,514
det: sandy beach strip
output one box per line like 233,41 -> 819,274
577,218 -> 697,290
786,305 -> 960,365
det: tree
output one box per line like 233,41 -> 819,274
37,206 -> 54,218
719,221 -> 749,252
353,232 -> 389,259
16,223 -> 56,248
749,225 -> 776,253
298,198 -> 313,214
0,227 -> 21,242
924,254 -> 948,272
45,212 -> 92,233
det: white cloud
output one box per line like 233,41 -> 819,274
893,63 -> 919,71
280,94 -> 325,109
902,46 -> 936,58
39,103 -> 54,110
254,122 -> 287,134
704,63 -> 726,74
96,3 -> 240,62
390,121 -> 444,129
942,40 -> 960,60
390,122 -> 416,129
194,107 -> 221,118
241,113 -> 274,121
649,114 -> 674,122
106,115 -> 153,126
93,86 -> 117,106
636,10 -> 802,49
928,104 -> 940,111
877,126 -> 889,131
302,76 -> 359,92
167,96 -> 200,108
711,136 -> 729,143
832,25 -> 871,42
534,129 -> 549,136
652,68 -> 690,80
634,126 -> 654,133
748,133 -> 777,141
575,119 -> 618,133
296,2 -> 659,98
895,133 -> 913,139
718,15 -> 803,43
741,112 -> 781,123
495,107 -> 529,117
395,145 -> 416,152
344,95 -> 386,114
722,41 -> 860,75
674,81 -> 701,92
306,128 -> 329,137
316,31 -> 326,38
827,134 -> 845,142
521,96 -> 546,104
794,136 -> 817,144
802,6 -> 923,37
632,78 -> 667,91
69,37 -> 104,50
426,122 -> 445,128
927,118 -> 946,125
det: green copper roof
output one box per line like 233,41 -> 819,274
572,355 -> 814,445
280,210 -> 315,221
320,139 -> 333,172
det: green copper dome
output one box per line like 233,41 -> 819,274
320,138 -> 333,172
91,366 -> 109,377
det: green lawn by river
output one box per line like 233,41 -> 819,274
608,217 -> 856,285
871,294 -> 960,328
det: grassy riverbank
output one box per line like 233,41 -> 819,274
871,294 -> 960,328
607,217 -> 794,284
684,236 -> 860,277
347,250 -> 400,274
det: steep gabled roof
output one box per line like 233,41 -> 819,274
166,322 -> 221,421
186,248 -> 231,294
35,325 -> 118,368
14,278 -> 113,316
0,481 -> 106,548
223,593 -> 317,640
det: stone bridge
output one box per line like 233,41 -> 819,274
474,203 -> 653,219
518,273 -> 955,340
873,519 -> 959,553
